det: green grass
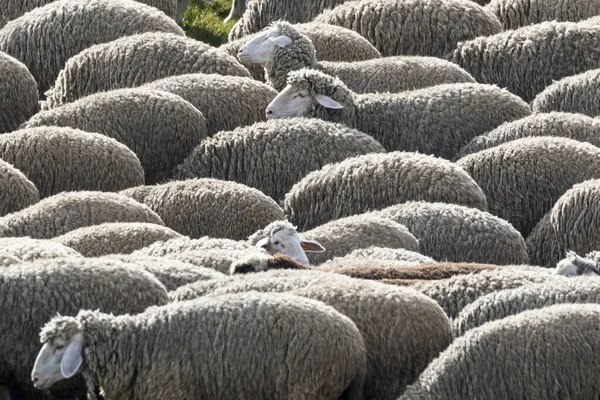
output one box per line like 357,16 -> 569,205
182,0 -> 237,47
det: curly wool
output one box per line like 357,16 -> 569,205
0,0 -> 183,95
120,179 -> 285,240
0,50 -> 38,133
42,32 -> 250,109
0,127 -> 144,197
400,304 -> 600,399
373,202 -> 529,265
40,293 -> 367,400
532,68 -> 600,117
329,246 -> 436,264
1,257 -> 168,399
23,89 -> 208,185
457,137 -> 600,237
0,191 -> 164,239
486,0 -> 600,30
52,222 -> 182,257
314,0 -> 502,57
285,69 -> 531,158
0,237 -> 81,263
171,269 -> 452,400
283,151 -> 487,231
142,73 -> 276,136
174,118 -> 385,201
158,248 -> 269,274
451,19 -> 600,102
132,236 -> 252,257
456,112 -> 600,159
0,158 -> 39,216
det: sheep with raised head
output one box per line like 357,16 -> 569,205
32,292 -> 368,400
265,68 -> 531,158
0,191 -> 164,239
283,151 -> 487,231
174,118 -> 385,201
238,21 -> 476,93
0,159 -> 39,216
0,126 -> 144,197
457,136 -> 600,237
373,201 -> 529,265
120,179 -> 285,240
0,50 -> 38,133
23,89 -> 208,185
42,32 -> 251,109
0,0 -> 184,95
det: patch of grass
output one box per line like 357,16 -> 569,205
182,0 -> 237,47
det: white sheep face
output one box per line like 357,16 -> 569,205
255,226 -> 325,265
554,252 -> 600,277
266,86 -> 343,119
31,333 -> 85,391
238,27 -> 293,64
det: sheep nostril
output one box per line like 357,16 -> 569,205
32,376 -> 39,383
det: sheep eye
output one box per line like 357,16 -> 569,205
297,93 -> 306,98
55,345 -> 64,350
273,241 -> 280,245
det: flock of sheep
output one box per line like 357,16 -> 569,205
2,0 -> 600,398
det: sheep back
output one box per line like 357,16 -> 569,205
132,236 -> 252,257
0,158 -> 39,216
0,50 -> 38,132
0,237 -> 81,263
331,246 -> 436,264
525,212 -> 561,268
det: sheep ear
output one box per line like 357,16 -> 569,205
300,239 -> 326,253
60,333 -> 84,379
256,237 -> 270,250
269,36 -> 293,48
314,94 -> 344,109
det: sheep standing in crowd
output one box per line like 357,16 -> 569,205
132,236 -> 253,257
0,159 -> 39,217
0,237 -> 82,263
0,50 -> 38,133
486,0 -> 600,29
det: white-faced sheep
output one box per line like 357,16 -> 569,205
238,21 -> 475,93
531,68 -> 600,117
0,257 -> 169,400
174,118 -> 385,201
373,201 -> 529,265
52,222 -> 182,257
314,0 -> 502,57
457,136 -> 600,237
32,293 -> 368,400
0,127 -> 145,197
0,191 -> 164,239
23,89 -> 208,185
42,32 -> 251,109
0,0 -> 184,95
142,73 -> 277,136
0,159 -> 39,216
120,179 -> 285,240
553,251 -> 600,277
0,50 -> 38,133
456,112 -> 600,159
486,0 -> 600,30
266,68 -> 531,158
171,269 -> 452,400
450,20 -> 600,102
400,304 -> 600,399
0,237 -> 82,263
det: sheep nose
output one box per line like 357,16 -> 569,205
266,108 -> 274,118
32,376 -> 39,383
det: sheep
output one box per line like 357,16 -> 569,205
23,89 -> 208,185
454,278 -> 600,337
238,21 -> 476,93
0,257 -> 169,400
221,22 -> 381,81
313,0 -> 502,57
400,304 -> 600,399
0,237 -> 82,263
332,247 -> 436,264
486,0 -> 600,30
156,248 -> 270,274
0,191 -> 164,239
413,267 -> 558,319
171,269 -> 452,400
132,236 -> 253,257
0,126 -> 145,197
52,222 -> 183,257
0,50 -> 38,133
142,74 -> 277,136
373,201 -> 529,265
174,118 -> 385,201
265,68 -> 531,159
282,152 -> 488,231
553,251 -> 600,277
101,254 -> 225,290
0,0 -> 184,95
456,112 -> 600,159
526,179 -> 600,268
457,136 -> 600,237
531,68 -> 600,118
120,178 -> 285,240
32,292 -> 368,400
450,20 -> 600,103
0,159 -> 39,216
42,32 -> 251,110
